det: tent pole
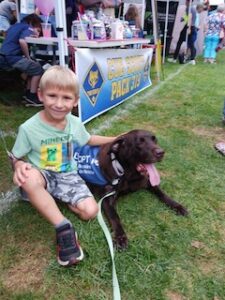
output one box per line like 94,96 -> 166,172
55,0 -> 68,67
151,0 -> 161,82
162,0 -> 170,64
16,0 -> 20,22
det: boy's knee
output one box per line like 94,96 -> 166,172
83,203 -> 99,220
69,197 -> 99,220
22,168 -> 45,190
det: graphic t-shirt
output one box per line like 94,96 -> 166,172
12,112 -> 90,172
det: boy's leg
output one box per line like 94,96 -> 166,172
21,168 -> 65,225
48,171 -> 98,221
21,168 -> 84,266
68,196 -> 99,220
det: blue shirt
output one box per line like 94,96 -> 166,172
1,22 -> 34,64
74,145 -> 108,186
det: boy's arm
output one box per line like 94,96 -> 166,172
19,39 -> 31,59
87,134 -> 117,146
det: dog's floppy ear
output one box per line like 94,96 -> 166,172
108,137 -> 125,154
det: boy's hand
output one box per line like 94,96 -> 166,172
13,161 -> 32,187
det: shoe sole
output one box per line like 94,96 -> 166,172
214,142 -> 225,156
57,232 -> 84,267
25,103 -> 43,107
23,96 -> 43,107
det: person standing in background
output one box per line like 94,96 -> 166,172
203,4 -> 225,64
0,0 -> 17,36
168,0 -> 191,63
187,3 -> 204,65
79,0 -> 118,17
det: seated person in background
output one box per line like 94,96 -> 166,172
0,0 -> 17,36
0,14 -> 44,106
65,0 -> 79,37
124,4 -> 142,30
79,0 -> 116,17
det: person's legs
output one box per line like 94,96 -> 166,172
203,35 -> 211,61
21,168 -> 65,225
13,58 -> 44,105
188,27 -> 197,60
173,25 -> 187,60
48,171 -> 98,220
210,35 -> 220,62
21,168 -> 84,266
68,196 -> 99,220
222,99 -> 225,124
30,74 -> 42,94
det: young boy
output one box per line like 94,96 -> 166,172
0,13 -> 44,106
12,65 -> 116,267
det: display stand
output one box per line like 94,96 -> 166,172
26,37 -> 153,123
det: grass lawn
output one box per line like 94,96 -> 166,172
0,51 -> 225,300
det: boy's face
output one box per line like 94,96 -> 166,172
32,26 -> 41,37
38,86 -> 79,122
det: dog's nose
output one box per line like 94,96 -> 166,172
155,148 -> 165,159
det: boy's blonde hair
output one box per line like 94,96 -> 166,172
39,66 -> 80,98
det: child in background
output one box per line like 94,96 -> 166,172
124,4 -> 142,31
0,13 -> 44,106
11,66 -> 116,267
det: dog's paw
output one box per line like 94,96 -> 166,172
175,204 -> 188,216
114,234 -> 128,250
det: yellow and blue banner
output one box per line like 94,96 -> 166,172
75,48 -> 153,123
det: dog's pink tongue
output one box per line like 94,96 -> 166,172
144,163 -> 160,186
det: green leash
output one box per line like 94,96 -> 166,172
97,192 -> 121,300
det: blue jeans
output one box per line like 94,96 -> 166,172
204,35 -> 220,59
188,26 -> 198,60
223,100 -> 225,118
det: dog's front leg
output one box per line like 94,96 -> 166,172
102,189 -> 128,250
150,185 -> 188,216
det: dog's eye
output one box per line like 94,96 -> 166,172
139,137 -> 145,143
152,135 -> 157,142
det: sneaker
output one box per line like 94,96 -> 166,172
209,58 -> 216,64
56,224 -> 84,266
24,92 -> 43,107
190,60 -> 196,65
167,58 -> 177,63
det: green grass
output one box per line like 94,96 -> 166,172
1,52 -> 225,299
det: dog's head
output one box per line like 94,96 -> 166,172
109,129 -> 164,164
108,129 -> 165,186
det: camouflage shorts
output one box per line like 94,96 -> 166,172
21,169 -> 93,206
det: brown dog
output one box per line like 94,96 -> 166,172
74,129 -> 188,250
